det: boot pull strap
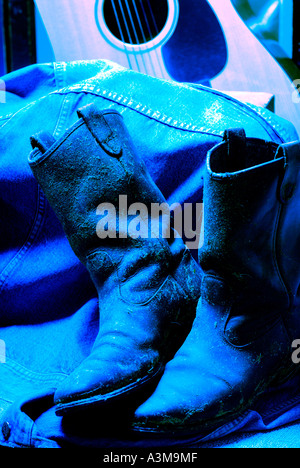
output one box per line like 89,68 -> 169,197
30,131 -> 56,154
223,128 -> 246,172
277,141 -> 300,204
77,104 -> 122,157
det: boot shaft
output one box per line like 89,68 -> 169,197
29,105 -> 168,260
275,142 -> 300,310
200,129 -> 300,314
29,104 -> 202,305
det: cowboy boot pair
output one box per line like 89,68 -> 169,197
29,106 -> 300,432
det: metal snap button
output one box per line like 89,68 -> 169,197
2,421 -> 11,441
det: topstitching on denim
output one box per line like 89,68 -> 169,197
51,80 -> 288,143
52,92 -> 81,138
3,357 -> 68,386
0,100 -> 38,129
54,61 -> 67,91
189,84 -> 289,143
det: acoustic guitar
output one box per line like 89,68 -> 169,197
35,0 -> 300,135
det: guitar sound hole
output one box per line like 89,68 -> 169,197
103,0 -> 169,45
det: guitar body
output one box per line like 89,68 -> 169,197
35,0 -> 300,135
208,0 -> 300,136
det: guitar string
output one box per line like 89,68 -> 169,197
111,0 -> 169,80
141,0 -> 169,79
137,0 -> 166,79
131,0 -> 157,78
110,0 -> 132,70
123,0 -> 149,76
116,0 -> 141,73
146,0 -> 159,35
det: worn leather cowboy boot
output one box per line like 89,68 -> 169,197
28,103 -> 202,415
134,129 -> 300,434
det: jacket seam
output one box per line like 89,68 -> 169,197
196,85 -> 286,143
54,61 -> 67,90
51,83 -> 286,142
52,88 -> 226,137
0,185 -> 46,293
53,92 -> 76,138
1,357 -> 68,383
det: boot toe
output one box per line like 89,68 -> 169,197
133,366 -> 235,434
54,348 -> 162,415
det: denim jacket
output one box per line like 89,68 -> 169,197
0,59 -> 299,448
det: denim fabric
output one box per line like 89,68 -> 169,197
0,59 -> 299,448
